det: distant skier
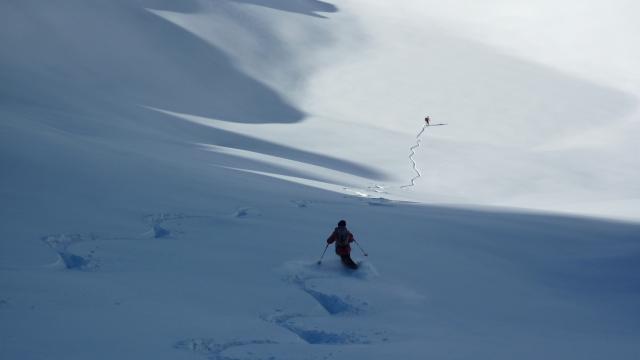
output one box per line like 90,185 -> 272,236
326,220 -> 358,269
424,116 -> 430,125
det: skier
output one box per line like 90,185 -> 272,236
326,220 -> 358,269
424,116 -> 430,125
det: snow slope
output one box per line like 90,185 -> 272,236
1,0 -> 639,359
143,0 -> 640,220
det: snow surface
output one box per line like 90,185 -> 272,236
1,0 -> 639,359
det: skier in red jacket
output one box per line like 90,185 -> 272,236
326,220 -> 358,269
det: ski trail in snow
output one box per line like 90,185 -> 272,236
401,124 -> 427,189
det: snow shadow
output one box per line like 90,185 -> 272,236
230,0 -> 338,18
145,108 -> 388,180
138,0 -> 338,18
541,250 -> 640,296
135,0 -> 203,13
1,0 -> 382,181
1,0 -> 303,124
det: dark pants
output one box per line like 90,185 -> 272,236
340,254 -> 358,269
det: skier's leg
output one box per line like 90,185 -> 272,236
343,254 -> 358,269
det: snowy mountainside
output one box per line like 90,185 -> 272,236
1,1 -> 640,359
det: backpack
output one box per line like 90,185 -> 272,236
335,227 -> 349,247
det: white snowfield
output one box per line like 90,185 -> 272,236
1,1 -> 639,359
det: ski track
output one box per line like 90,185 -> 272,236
401,124 -> 427,189
39,210 -> 253,271
174,338 -> 278,360
259,261 -> 389,346
176,260 -> 385,359
41,233 -> 100,271
43,214 -> 391,358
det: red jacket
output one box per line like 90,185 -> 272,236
326,227 -> 354,256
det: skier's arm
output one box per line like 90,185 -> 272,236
326,231 -> 336,244
348,232 -> 355,243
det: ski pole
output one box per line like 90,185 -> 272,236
354,240 -> 368,257
317,243 -> 329,265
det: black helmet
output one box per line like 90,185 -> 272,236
338,220 -> 346,227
